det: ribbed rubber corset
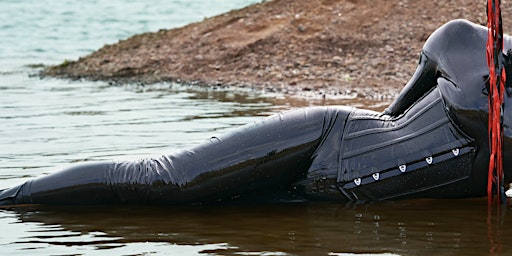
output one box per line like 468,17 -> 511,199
336,87 -> 475,202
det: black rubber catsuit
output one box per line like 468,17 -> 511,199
1,19 -> 512,205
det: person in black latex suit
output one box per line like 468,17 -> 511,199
1,19 -> 512,206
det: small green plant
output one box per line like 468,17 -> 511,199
58,59 -> 72,68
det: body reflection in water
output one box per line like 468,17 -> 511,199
3,199 -> 511,255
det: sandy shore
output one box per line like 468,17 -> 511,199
43,0 -> 512,100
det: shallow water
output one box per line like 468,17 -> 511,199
2,199 -> 512,255
1,0 -> 511,255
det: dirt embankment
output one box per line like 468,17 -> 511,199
44,0 -> 512,99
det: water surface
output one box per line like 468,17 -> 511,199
1,0 -> 510,255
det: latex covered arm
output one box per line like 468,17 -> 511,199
384,52 -> 439,116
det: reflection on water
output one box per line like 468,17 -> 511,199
2,199 -> 511,255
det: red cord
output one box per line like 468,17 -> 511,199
486,0 -> 506,204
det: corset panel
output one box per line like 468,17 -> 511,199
337,88 -> 475,202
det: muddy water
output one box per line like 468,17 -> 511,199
2,196 -> 512,255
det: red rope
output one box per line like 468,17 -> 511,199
486,0 -> 506,204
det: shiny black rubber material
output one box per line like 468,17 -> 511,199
337,87 -> 475,203
339,19 -> 512,202
2,19 -> 512,205
387,19 -> 512,192
0,107 -> 352,205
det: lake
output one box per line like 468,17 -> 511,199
0,0 -> 510,255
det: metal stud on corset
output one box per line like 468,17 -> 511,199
426,156 -> 433,165
399,164 -> 407,173
452,148 -> 459,156
372,173 -> 380,180
354,178 -> 361,186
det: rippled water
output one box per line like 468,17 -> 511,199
1,0 -> 511,255
0,0 -> 263,70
